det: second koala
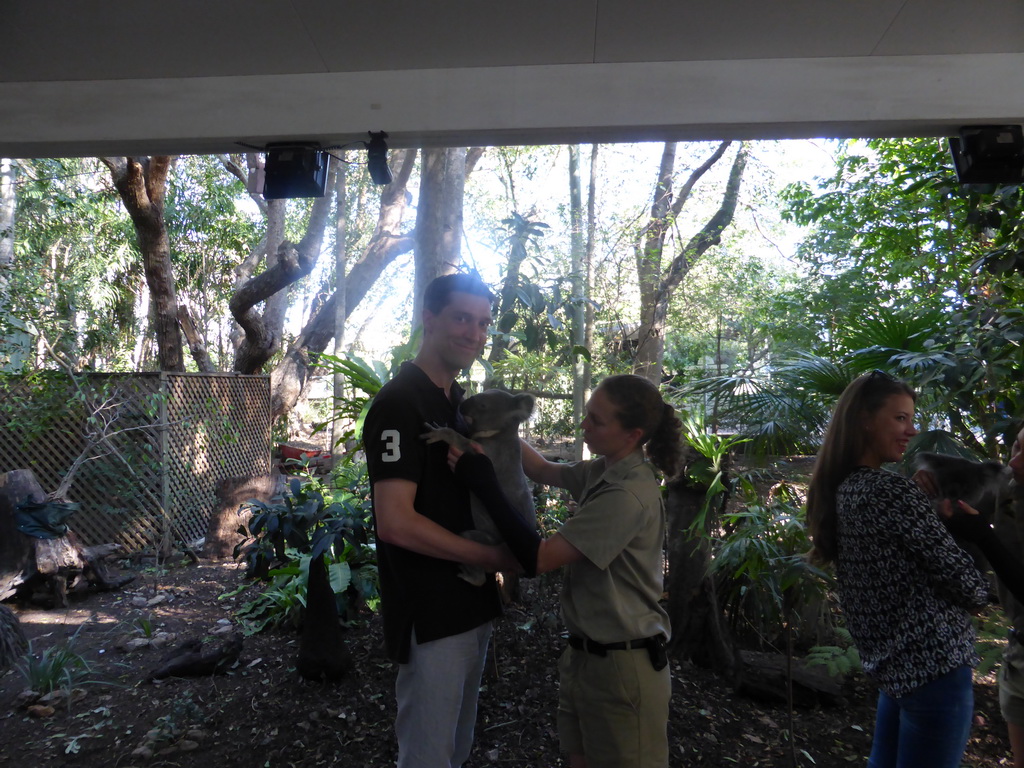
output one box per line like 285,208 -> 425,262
422,389 -> 536,585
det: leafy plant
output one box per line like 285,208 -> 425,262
235,562 -> 309,634
16,629 -> 97,696
310,353 -> 391,451
712,481 -> 831,648
234,465 -> 379,632
678,409 -> 750,532
805,627 -> 862,678
974,607 -> 1012,676
146,690 -> 204,749
133,615 -> 155,639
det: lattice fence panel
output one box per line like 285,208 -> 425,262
164,373 -> 272,548
0,373 -> 270,553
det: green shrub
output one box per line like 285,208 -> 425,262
233,463 -> 379,633
16,628 -> 99,696
712,479 -> 832,648
805,628 -> 861,677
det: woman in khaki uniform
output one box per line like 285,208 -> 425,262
451,374 -> 682,768
994,424 -> 1024,768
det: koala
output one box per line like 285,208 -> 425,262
913,451 -> 1012,577
422,389 -> 536,585
913,451 -> 1010,519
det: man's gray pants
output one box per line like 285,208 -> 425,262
395,621 -> 493,768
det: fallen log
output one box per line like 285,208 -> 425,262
150,634 -> 244,680
736,650 -> 846,708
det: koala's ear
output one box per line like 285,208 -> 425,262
514,393 -> 535,417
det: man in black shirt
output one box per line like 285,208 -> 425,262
363,273 -> 514,768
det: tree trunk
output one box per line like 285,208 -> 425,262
0,159 -> 12,276
100,156 -> 184,372
413,147 -> 467,328
0,470 -> 44,600
330,159 -> 349,452
0,158 -> 28,369
254,151 -> 417,420
231,190 -> 334,374
204,475 -> 282,560
579,145 -> 599,460
0,603 -> 27,671
634,142 -> 744,382
177,303 -> 215,373
0,469 -> 131,606
665,471 -> 738,677
486,214 -> 536,380
569,146 -> 586,433
296,552 -> 353,681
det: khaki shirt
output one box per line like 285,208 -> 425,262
994,480 -> 1024,635
557,450 -> 670,644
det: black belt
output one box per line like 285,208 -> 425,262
568,634 -> 659,656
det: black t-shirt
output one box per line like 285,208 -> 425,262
363,362 -> 501,662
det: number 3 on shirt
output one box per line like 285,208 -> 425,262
380,429 -> 401,463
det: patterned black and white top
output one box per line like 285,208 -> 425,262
835,466 -> 990,699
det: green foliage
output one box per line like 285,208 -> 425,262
685,292 -> 1024,458
5,158 -> 140,370
133,615 -> 155,639
0,370 -> 83,449
486,211 -> 590,396
663,250 -> 802,383
775,137 -> 1024,455
678,409 -> 750,532
147,691 -> 204,749
712,480 -> 831,646
16,629 -> 96,695
311,344 -> 417,451
235,561 -> 310,634
234,465 -> 379,632
310,352 -> 390,450
974,607 -> 1012,677
805,627 -> 862,678
681,355 -> 839,456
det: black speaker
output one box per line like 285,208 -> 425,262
262,144 -> 330,199
949,126 -> 1024,185
366,131 -> 393,185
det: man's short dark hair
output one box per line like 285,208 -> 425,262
423,273 -> 495,315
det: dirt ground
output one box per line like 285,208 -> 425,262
0,558 -> 1015,768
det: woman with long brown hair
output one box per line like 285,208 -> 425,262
807,370 -> 989,768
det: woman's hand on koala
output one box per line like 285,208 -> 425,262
912,469 -> 939,499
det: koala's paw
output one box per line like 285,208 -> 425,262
421,424 -> 478,454
420,423 -> 460,445
458,566 -> 487,587
457,529 -> 498,587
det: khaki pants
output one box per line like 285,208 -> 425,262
557,645 -> 671,768
1001,636 -> 1024,726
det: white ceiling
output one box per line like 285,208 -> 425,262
3,0 -> 1024,157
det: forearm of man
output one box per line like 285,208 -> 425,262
521,440 -> 565,487
374,478 -> 504,569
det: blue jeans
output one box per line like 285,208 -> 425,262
394,622 -> 493,768
868,665 -> 974,768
